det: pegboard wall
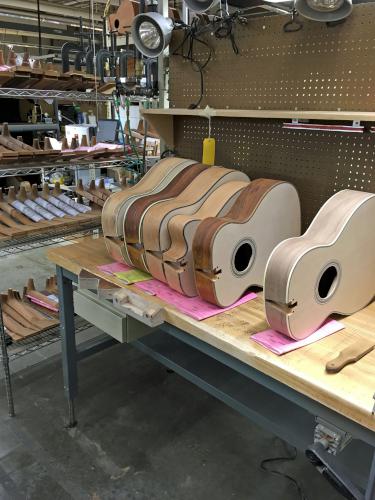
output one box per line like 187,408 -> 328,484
174,117 -> 375,229
168,4 -> 375,228
169,4 -> 375,111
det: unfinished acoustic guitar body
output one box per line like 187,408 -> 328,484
264,189 -> 375,340
141,167 -> 250,279
163,180 -> 249,296
193,179 -> 301,307
123,163 -> 208,265
102,157 -> 196,262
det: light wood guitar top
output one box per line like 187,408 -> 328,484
265,189 -> 375,340
47,237 -> 375,433
193,179 -> 301,307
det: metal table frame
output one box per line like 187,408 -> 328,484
56,265 -> 375,500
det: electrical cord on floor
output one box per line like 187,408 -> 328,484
260,439 -> 308,500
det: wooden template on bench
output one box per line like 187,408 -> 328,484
264,189 -> 375,340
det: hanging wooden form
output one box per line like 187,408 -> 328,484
264,189 -> 375,340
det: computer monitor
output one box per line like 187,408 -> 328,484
96,119 -> 119,143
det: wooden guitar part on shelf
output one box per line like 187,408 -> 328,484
41,183 -> 89,218
45,275 -> 58,294
264,189 -> 375,340
0,123 -> 34,155
102,157 -> 197,262
0,189 -> 31,225
162,180 -> 250,296
76,179 -> 105,207
61,137 -> 69,150
123,163 -> 208,266
5,289 -> 56,330
326,338 -> 375,373
1,289 -> 58,342
193,179 -> 301,307
24,278 -> 59,313
142,167 -> 250,279
52,182 -> 91,214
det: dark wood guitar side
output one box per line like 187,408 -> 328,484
124,163 -> 208,267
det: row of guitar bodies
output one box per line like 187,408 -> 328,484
101,157 -> 375,341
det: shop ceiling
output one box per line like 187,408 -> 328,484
0,0 -> 121,43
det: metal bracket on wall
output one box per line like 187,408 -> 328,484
283,119 -> 364,133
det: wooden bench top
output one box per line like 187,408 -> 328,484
47,237 -> 375,433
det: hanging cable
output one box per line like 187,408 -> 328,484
90,0 -> 100,130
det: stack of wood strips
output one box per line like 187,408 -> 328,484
75,178 -> 112,207
0,49 -> 99,92
1,289 -> 59,342
23,276 -> 59,315
0,123 -> 127,166
0,182 -> 104,242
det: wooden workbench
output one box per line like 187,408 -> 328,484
47,236 -> 375,433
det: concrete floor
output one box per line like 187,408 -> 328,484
0,341 -> 343,500
0,246 -> 343,499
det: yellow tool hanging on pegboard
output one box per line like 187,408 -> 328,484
202,108 -> 215,166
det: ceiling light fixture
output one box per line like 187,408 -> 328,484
295,0 -> 352,21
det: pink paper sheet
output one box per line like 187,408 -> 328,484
26,294 -> 59,313
98,262 -> 131,275
251,320 -> 345,355
136,279 -> 257,321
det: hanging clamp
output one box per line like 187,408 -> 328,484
283,9 -> 303,33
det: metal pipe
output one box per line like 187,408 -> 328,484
102,16 -> 107,49
36,0 -> 42,56
0,303 -> 15,417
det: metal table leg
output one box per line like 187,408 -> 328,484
56,266 -> 78,428
0,304 -> 14,417
365,451 -> 375,500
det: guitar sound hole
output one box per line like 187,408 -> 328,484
318,265 -> 338,299
234,243 -> 253,273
